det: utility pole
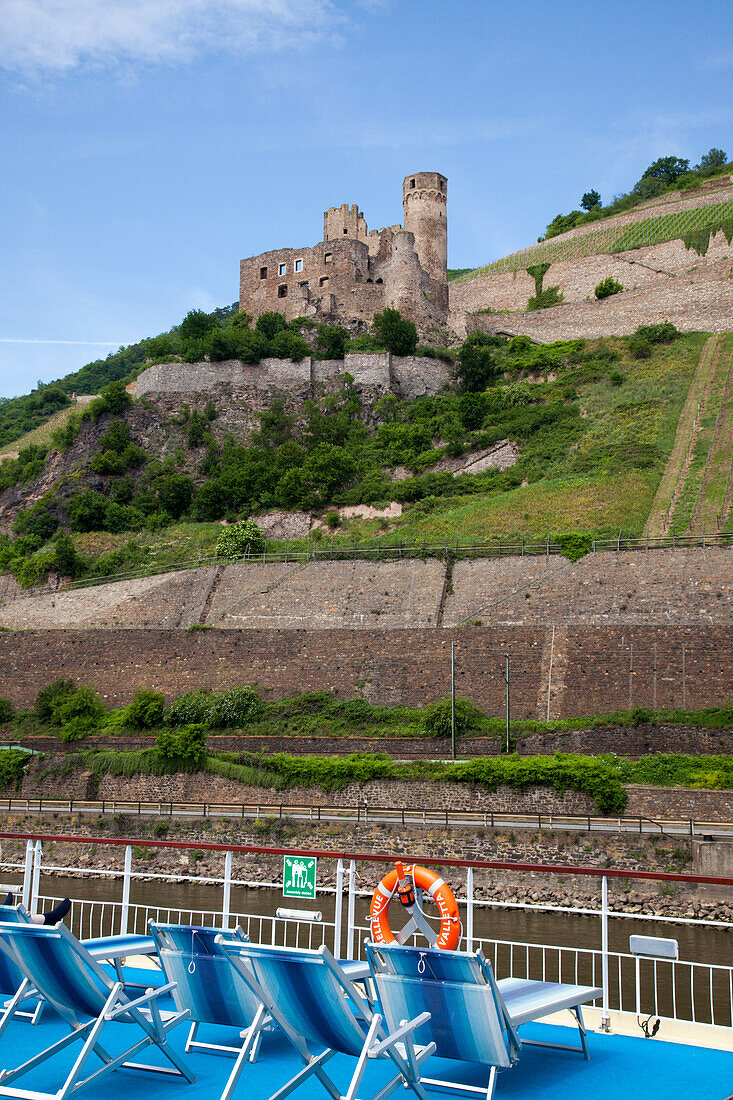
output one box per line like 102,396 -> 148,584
451,641 -> 456,761
502,653 -> 510,754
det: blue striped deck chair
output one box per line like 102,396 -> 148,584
0,905 -> 44,1025
0,922 -> 194,1100
149,922 -> 275,1064
366,943 -> 601,1100
216,938 -> 435,1100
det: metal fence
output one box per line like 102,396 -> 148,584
5,530 -> 733,604
2,796 -> 732,840
1,831 -> 731,1034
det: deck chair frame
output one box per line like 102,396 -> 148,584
0,906 -> 44,1025
0,922 -> 194,1100
150,922 -> 274,1064
216,938 -> 436,1100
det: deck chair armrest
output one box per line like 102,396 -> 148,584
368,1011 -> 431,1057
105,981 -> 178,1020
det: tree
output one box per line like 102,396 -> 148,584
372,309 -> 418,356
581,190 -> 601,211
640,156 -> 690,186
454,331 -> 503,392
255,312 -> 287,340
153,473 -> 195,519
67,489 -> 109,532
594,276 -> 624,299
179,309 -> 216,343
315,323 -> 348,360
695,148 -> 727,172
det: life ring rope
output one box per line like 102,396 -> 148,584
369,863 -> 461,951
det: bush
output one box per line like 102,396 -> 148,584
255,312 -> 287,340
154,724 -> 209,771
372,309 -> 418,356
215,520 -> 266,557
315,324 -> 348,360
0,698 -> 14,724
454,331 -> 503,392
36,679 -> 76,721
164,690 -> 216,727
0,749 -> 30,790
528,286 -> 564,311
85,381 -> 131,421
595,277 -> 624,300
555,532 -> 593,562
52,685 -> 104,740
126,690 -> 165,729
210,687 -> 263,728
627,334 -> 652,359
634,322 -> 680,344
421,696 -> 486,738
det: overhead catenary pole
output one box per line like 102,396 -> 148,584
451,641 -> 456,760
502,654 -> 510,754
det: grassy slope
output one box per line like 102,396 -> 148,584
0,402 -> 91,459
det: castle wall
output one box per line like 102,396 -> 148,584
135,354 -> 452,405
1,625 -> 731,720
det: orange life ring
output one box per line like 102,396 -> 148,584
370,863 -> 461,950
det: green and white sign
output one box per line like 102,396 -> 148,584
283,855 -> 317,899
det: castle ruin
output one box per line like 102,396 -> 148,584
239,172 -> 448,331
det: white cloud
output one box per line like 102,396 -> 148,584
0,0 -> 340,74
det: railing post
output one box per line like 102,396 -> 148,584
222,850 -> 232,932
466,867 -> 474,953
600,875 -> 611,1032
30,841 -> 42,916
21,839 -> 34,909
120,844 -> 132,935
334,858 -> 344,958
346,860 -> 357,961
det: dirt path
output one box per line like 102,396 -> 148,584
646,335 -> 720,536
689,336 -> 733,533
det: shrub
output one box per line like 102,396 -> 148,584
454,331 -> 503,392
595,277 -> 624,300
52,686 -> 104,740
36,679 -> 76,721
627,334 -> 652,359
85,381 -> 132,421
0,698 -> 14,723
421,696 -> 486,738
215,520 -> 266,557
0,749 -> 30,790
634,322 -> 680,344
255,312 -> 287,340
210,687 -> 263,728
372,309 -> 418,356
164,690 -> 216,727
315,324 -> 348,360
126,690 -> 165,729
154,724 -> 209,771
555,532 -> 593,562
528,286 -> 564,311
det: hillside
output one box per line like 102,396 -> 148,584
2,322 -> 726,591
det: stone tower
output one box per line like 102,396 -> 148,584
402,172 -> 448,288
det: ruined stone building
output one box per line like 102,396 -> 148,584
239,172 -> 448,331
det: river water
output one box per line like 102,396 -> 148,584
9,870 -> 730,1026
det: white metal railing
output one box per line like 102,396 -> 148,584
2,839 -> 731,1033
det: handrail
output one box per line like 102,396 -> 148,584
2,531 -> 733,605
1,830 -> 731,886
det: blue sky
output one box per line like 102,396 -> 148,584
0,0 -> 731,397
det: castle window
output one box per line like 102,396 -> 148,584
300,281 -> 309,290
278,262 -> 287,276
319,276 -> 329,288
278,284 -> 288,298
410,178 -> 415,188
376,277 -> 383,284
343,228 -> 348,234
294,259 -> 303,272
260,266 -> 267,279
324,252 -> 333,264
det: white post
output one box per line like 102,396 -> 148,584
222,850 -> 233,932
466,867 -> 474,953
346,860 -> 357,961
30,841 -> 42,916
334,859 -> 344,958
600,876 -> 611,1032
21,840 -> 33,909
120,845 -> 132,935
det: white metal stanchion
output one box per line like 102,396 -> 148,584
346,860 -> 356,961
600,875 -> 611,1032
466,867 -> 474,953
334,859 -> 344,958
222,850 -> 232,932
120,845 -> 132,935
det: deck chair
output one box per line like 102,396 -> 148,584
366,943 -> 602,1100
0,905 -> 44,1024
216,938 -> 436,1100
150,922 -> 275,1063
0,922 -> 194,1100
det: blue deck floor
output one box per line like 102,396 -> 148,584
0,969 -> 731,1100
